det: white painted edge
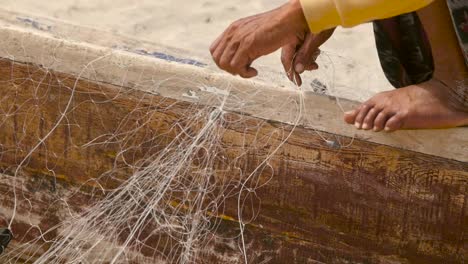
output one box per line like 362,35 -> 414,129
0,9 -> 466,162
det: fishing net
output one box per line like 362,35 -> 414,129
0,8 -> 373,264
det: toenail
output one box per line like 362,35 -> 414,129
355,122 -> 361,129
345,111 -> 353,115
373,127 -> 379,132
384,126 -> 391,132
362,124 -> 369,130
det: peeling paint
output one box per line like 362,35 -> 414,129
198,85 -> 230,96
182,90 -> 200,100
134,49 -> 206,67
16,17 -> 52,32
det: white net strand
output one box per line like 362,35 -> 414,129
0,55 -> 311,263
0,23 -> 365,262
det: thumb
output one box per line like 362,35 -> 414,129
294,28 -> 335,73
294,33 -> 320,74
281,43 -> 298,82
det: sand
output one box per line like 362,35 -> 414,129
3,0 -> 393,101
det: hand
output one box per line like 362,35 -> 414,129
281,28 -> 335,86
210,0 -> 309,78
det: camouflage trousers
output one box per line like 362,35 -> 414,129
373,0 -> 468,89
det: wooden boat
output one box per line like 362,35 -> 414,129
0,9 -> 466,263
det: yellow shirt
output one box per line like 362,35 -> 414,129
300,0 -> 434,33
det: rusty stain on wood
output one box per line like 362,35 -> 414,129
0,59 -> 465,263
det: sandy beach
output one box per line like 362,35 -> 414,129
3,0 -> 393,101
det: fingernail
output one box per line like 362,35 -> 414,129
384,126 -> 391,132
354,122 -> 361,129
373,126 -> 379,132
362,124 -> 369,130
344,111 -> 352,115
295,63 -> 304,73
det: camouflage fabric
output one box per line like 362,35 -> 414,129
373,13 -> 434,88
447,0 -> 468,109
447,0 -> 468,66
373,0 -> 468,88
0,228 -> 12,255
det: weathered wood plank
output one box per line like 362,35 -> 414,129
0,8 -> 466,162
0,59 -> 465,263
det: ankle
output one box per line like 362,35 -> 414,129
434,78 -> 468,112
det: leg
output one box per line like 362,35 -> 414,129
345,0 -> 468,131
372,12 -> 434,89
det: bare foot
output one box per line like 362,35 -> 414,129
344,79 -> 468,132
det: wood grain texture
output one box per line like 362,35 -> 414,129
0,59 -> 466,263
0,8 -> 467,162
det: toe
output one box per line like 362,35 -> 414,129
384,114 -> 404,132
362,108 -> 381,130
344,109 -> 358,124
373,111 -> 392,132
354,104 -> 373,129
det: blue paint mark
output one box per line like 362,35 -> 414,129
15,18 -> 204,67
16,17 -> 52,32
134,49 -> 206,67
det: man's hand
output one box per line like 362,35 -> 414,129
281,28 -> 335,86
210,0 -> 309,78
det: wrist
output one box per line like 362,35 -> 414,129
283,0 -> 310,33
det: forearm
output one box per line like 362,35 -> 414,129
299,0 -> 434,33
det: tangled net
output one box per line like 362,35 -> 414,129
0,18 -> 364,262
0,56 -> 308,263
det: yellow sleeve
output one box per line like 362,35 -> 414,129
300,0 -> 434,33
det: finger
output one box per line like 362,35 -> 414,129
298,50 -> 321,72
210,21 -> 239,54
281,44 -> 297,82
212,39 -> 227,67
240,67 -> 258,78
310,49 -> 321,59
219,42 -> 240,74
295,29 -> 332,73
231,45 -> 258,78
295,34 -> 326,74
304,62 -> 319,71
210,34 -> 224,55
210,28 -> 230,56
312,49 -> 321,62
293,71 -> 302,87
